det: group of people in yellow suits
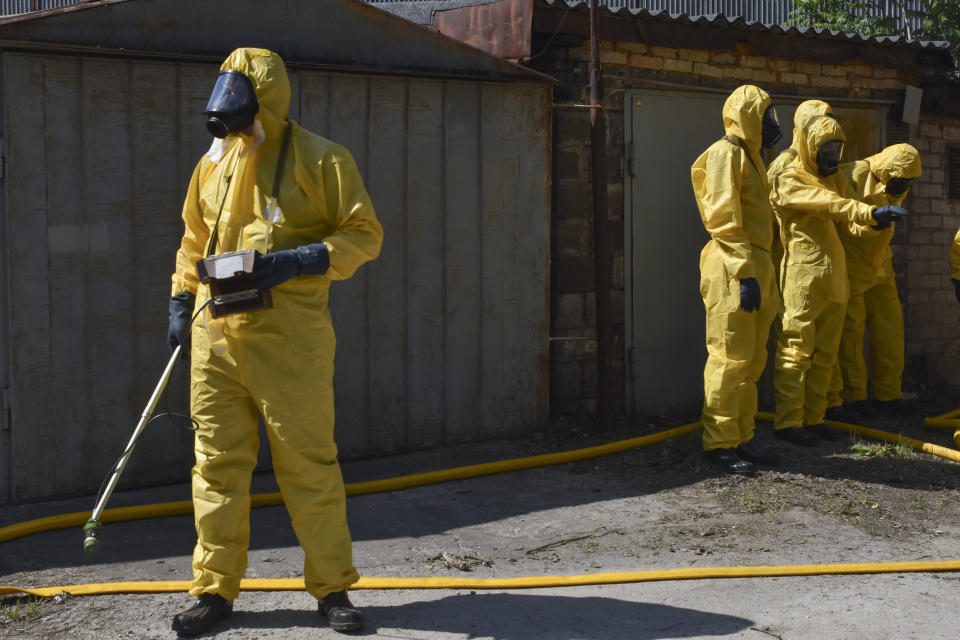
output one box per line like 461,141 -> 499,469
692,84 -> 926,475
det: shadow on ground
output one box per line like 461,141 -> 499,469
225,593 -> 754,640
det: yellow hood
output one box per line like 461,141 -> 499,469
220,47 -> 291,137
722,85 -> 771,151
797,114 -> 845,174
790,100 -> 832,150
866,143 -> 922,183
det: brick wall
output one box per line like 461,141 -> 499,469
550,105 -> 625,415
532,34 -> 960,415
905,117 -> 960,395
583,41 -> 907,95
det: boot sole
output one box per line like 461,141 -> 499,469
172,608 -> 232,637
329,620 -> 364,632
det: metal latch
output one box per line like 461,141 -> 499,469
627,145 -> 637,177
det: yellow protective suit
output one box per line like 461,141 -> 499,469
831,144 -> 921,404
171,48 -> 383,601
691,85 -> 778,451
952,225 -> 960,280
766,100 -> 833,274
768,115 -> 876,431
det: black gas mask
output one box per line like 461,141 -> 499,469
204,70 -> 259,139
884,177 -> 913,197
816,139 -> 843,177
761,105 -> 782,149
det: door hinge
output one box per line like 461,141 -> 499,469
627,147 -> 637,177
1,387 -> 10,431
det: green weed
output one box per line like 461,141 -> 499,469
850,436 -> 913,458
1,596 -> 39,622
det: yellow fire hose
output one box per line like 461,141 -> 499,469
778,411 -> 960,463
0,421 -> 703,546
4,561 -> 960,598
1,413 -> 958,598
923,408 -> 960,448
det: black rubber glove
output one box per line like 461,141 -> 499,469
953,278 -> 960,302
167,291 -> 196,353
251,243 -> 330,291
739,277 -> 761,312
871,205 -> 908,230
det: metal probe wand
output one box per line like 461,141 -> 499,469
83,345 -> 183,553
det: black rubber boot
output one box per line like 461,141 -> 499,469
736,440 -> 780,467
826,400 -> 875,422
172,593 -> 233,637
319,590 -> 364,633
774,426 -> 819,447
874,394 -> 917,417
805,423 -> 842,441
703,448 -> 756,476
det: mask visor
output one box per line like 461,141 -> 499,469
885,177 -> 913,197
204,70 -> 258,115
817,139 -> 843,176
762,105 -> 782,148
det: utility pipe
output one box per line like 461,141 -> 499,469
589,0 -> 613,427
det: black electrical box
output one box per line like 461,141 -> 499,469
197,249 -> 273,318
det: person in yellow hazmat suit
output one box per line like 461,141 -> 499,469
768,114 -> 906,446
165,48 -> 383,637
825,144 -> 922,419
690,85 -> 784,476
767,100 -> 834,183
766,100 -> 833,279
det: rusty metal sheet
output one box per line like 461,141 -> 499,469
433,0 -> 533,61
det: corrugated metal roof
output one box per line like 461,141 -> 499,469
367,0 -> 948,51
0,0 -> 87,16
592,0 -> 928,33
541,0 -> 951,51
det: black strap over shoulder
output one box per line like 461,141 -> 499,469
722,134 -> 763,178
271,121 -> 293,201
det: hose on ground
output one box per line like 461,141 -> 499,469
1,422 -> 704,545
922,408 -> 960,448
2,413 -> 958,597
3,560 -> 960,598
